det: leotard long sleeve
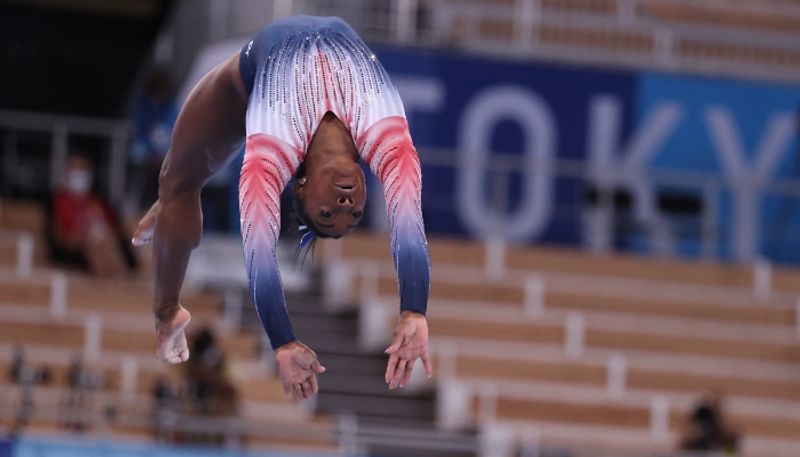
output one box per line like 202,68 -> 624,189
238,15 -> 430,349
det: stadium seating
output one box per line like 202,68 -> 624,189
430,0 -> 800,79
0,200 -> 338,452
319,233 -> 800,457
4,194 -> 800,455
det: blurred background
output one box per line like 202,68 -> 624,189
0,0 -> 799,456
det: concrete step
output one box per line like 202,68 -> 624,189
316,391 -> 435,422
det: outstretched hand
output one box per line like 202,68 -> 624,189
385,311 -> 433,390
132,200 -> 161,246
275,341 -> 326,401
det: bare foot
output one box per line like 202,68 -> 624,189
155,305 -> 191,364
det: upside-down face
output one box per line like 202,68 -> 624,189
294,113 -> 366,238
296,159 -> 366,238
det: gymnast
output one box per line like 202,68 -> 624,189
132,15 -> 431,401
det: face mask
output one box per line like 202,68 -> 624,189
66,170 -> 92,195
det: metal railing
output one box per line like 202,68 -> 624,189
425,0 -> 800,84
0,400 -> 717,457
0,109 -> 129,204
191,0 -> 800,84
0,402 -> 334,452
2,108 -> 799,265
416,146 -> 800,263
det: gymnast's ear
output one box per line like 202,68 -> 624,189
293,176 -> 307,195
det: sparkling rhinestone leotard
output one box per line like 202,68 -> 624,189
238,15 -> 430,349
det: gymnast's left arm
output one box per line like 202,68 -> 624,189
358,116 -> 433,389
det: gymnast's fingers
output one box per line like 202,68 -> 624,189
422,351 -> 433,378
385,332 -> 406,355
389,360 -> 408,390
299,381 -> 310,400
292,382 -> 304,401
385,353 -> 400,384
400,359 -> 414,387
311,360 -> 326,374
309,373 -> 319,395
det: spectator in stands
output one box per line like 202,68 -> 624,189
185,327 -> 239,414
8,346 -> 51,435
7,346 -> 51,386
129,68 -> 178,210
50,153 -> 136,277
8,345 -> 24,384
184,327 -> 239,445
680,390 -> 740,454
151,376 -> 179,443
62,354 -> 90,431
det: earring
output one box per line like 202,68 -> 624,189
299,177 -> 308,186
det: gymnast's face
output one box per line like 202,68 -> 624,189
296,159 -> 366,238
296,113 -> 366,238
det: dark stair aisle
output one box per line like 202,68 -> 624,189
284,286 -> 477,457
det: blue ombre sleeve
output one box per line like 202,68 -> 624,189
239,134 -> 301,349
359,116 -> 431,315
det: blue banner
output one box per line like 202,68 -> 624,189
635,73 -> 800,261
377,47 -> 636,246
0,439 -> 11,457
373,46 -> 800,263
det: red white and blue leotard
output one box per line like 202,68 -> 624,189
238,15 -> 430,349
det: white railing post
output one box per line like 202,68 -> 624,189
437,380 -> 471,430
208,0 -> 229,42
83,313 -> 102,363
485,236 -> 506,280
272,0 -> 293,20
323,261 -> 351,310
479,423 -> 514,457
394,0 -> 418,45
478,384 -> 498,424
519,426 -> 541,457
437,342 -> 458,380
222,288 -> 243,330
649,395 -> 670,441
515,0 -> 537,53
606,353 -> 627,399
564,313 -> 585,359
359,299 -> 391,351
359,262 -> 379,303
654,27 -> 675,68
524,275 -> 545,318
120,356 -> 138,401
16,232 -> 33,278
753,257 -> 772,303
49,272 -> 68,318
337,413 -> 359,455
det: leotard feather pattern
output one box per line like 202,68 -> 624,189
239,15 -> 430,349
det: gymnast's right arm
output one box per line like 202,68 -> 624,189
134,48 -> 325,401
132,53 -> 248,361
